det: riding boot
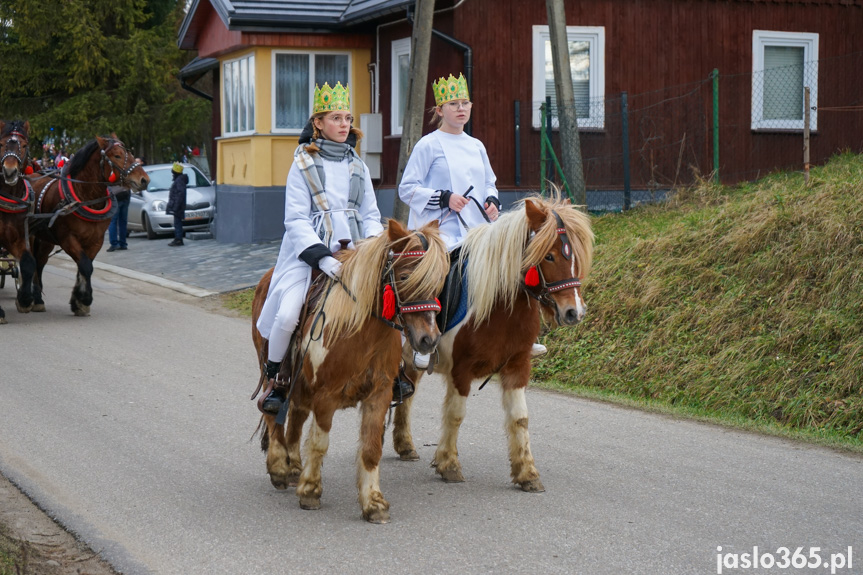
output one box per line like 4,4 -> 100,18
391,365 -> 415,406
261,360 -> 286,414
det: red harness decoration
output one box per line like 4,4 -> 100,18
59,179 -> 113,221
0,178 -> 33,214
382,285 -> 396,319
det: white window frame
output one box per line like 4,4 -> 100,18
751,30 -> 818,131
271,50 -> 352,135
391,37 -> 411,135
222,52 -> 256,137
531,25 -> 605,129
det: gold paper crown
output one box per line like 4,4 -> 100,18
432,73 -> 470,106
313,82 -> 351,113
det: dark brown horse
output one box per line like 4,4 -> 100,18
392,195 -> 594,492
252,220 -> 449,523
26,137 -> 148,315
0,120 -> 37,323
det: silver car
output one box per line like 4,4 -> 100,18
128,163 -> 215,239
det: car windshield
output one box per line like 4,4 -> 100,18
147,167 -> 209,191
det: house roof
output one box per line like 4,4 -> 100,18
180,0 -> 413,48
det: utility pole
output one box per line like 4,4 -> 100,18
546,0 -> 586,206
392,0 -> 436,224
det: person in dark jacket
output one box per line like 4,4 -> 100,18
166,162 -> 187,246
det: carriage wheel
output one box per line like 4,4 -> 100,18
0,272 -> 4,289
13,266 -> 20,292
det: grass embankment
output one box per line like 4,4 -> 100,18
535,152 -> 863,449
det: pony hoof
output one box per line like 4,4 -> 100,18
298,496 -> 321,510
15,302 -> 33,313
269,475 -> 289,490
519,479 -> 545,493
439,468 -> 465,483
0,317 -> 6,325
32,304 -> 46,312
398,449 -> 420,461
73,307 -> 90,317
363,509 -> 391,524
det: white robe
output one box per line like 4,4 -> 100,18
399,130 -> 498,249
256,153 -> 384,340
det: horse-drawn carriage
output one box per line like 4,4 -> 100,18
0,246 -> 19,290
0,119 -> 149,323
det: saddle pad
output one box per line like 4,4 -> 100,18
437,251 -> 469,333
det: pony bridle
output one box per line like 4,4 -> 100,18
382,232 -> 441,330
1,132 -> 28,169
527,211 -> 582,309
100,140 -> 142,186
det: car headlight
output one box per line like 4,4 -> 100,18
152,200 -> 166,212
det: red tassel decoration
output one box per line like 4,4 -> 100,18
382,285 -> 396,320
525,266 -> 540,287
24,165 -> 33,175
56,159 -> 65,168
108,171 -> 117,183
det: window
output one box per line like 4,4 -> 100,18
531,25 -> 605,129
391,38 -> 411,135
273,52 -> 351,132
223,53 -> 255,136
752,30 -> 818,131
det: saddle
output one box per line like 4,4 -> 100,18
436,247 -> 469,333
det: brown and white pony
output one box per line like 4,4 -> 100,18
392,195 -> 594,492
252,220 -> 448,523
0,120 -> 36,323
26,137 -> 148,315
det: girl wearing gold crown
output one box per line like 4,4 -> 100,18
399,73 -> 500,251
256,81 -> 389,414
399,73 -> 546,364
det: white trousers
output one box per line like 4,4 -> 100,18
267,274 -> 307,364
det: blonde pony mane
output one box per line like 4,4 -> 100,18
461,192 -> 594,324
317,222 -> 449,341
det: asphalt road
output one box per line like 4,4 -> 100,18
1,260 -> 861,575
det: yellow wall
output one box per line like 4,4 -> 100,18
216,46 -> 371,188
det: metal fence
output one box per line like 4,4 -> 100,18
535,50 -> 863,212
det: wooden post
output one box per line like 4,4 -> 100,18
392,0 -> 436,224
545,0 -> 586,206
803,86 -> 810,186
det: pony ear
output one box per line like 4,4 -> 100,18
525,198 -> 546,232
96,135 -> 109,149
0,120 -> 5,132
424,219 -> 440,230
386,219 -> 409,241
23,121 -> 30,134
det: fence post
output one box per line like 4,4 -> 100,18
621,92 -> 631,211
546,96 -> 554,184
540,102 -> 547,196
514,100 -> 521,187
712,68 -> 720,183
803,86 -> 810,186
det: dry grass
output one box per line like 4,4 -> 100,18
534,152 -> 863,446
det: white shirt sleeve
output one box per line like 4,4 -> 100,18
283,163 -> 326,256
359,163 -> 384,238
399,137 -> 443,216
478,140 -> 498,204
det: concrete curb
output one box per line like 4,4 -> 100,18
54,252 -> 217,298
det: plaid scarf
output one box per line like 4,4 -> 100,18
293,138 -> 365,245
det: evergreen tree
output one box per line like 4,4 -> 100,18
0,0 -> 210,164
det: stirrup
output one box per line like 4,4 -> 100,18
258,376 -> 287,414
391,367 -> 415,407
